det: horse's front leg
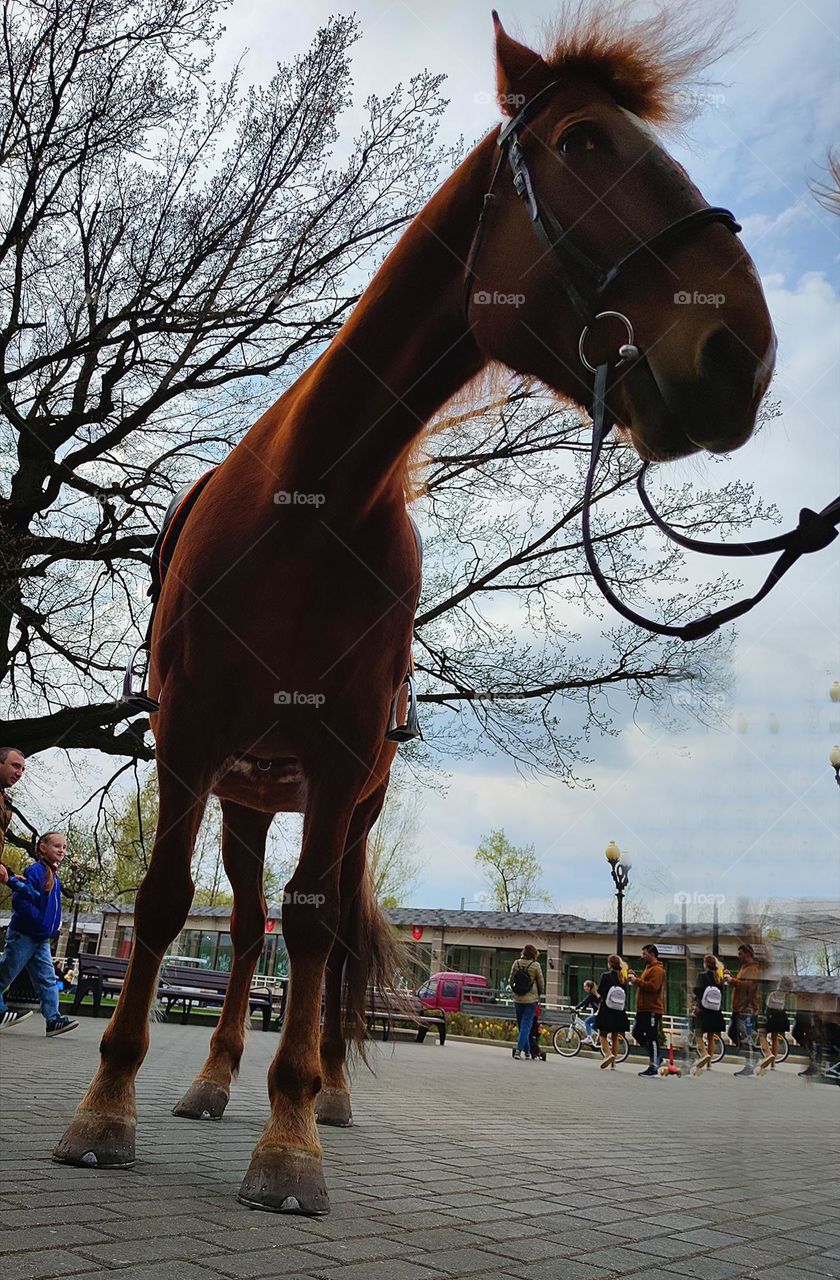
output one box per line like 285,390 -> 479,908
173,800 -> 272,1120
237,775 -> 359,1215
53,745 -> 213,1168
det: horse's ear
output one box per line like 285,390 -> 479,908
492,11 -> 554,118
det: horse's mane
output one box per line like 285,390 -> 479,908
811,149 -> 840,216
540,0 -> 736,127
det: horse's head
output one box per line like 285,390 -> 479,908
467,14 -> 776,462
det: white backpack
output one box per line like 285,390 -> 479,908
701,983 -> 722,1011
766,990 -> 786,1011
605,983 -> 626,1011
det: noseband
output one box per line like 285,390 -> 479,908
465,83 -> 840,641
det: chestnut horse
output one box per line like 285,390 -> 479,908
55,11 -> 775,1212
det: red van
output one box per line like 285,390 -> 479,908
416,972 -> 489,1013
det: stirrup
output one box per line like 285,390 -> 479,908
121,643 -> 160,714
385,671 -> 421,743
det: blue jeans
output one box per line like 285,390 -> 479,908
515,1002 -> 537,1053
0,927 -> 59,1023
584,1015 -> 597,1038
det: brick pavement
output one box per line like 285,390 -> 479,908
1,1019 -> 838,1280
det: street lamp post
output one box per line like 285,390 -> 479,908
830,744 -> 840,789
604,840 -> 630,955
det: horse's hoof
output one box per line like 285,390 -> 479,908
53,1110 -> 136,1168
237,1149 -> 330,1215
172,1078 -> 230,1120
315,1087 -> 353,1127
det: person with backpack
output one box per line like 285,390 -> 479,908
758,976 -> 791,1075
630,944 -> 666,1077
594,954 -> 628,1070
691,953 -> 725,1075
509,944 -> 544,1060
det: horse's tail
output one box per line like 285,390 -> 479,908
341,865 -> 406,1058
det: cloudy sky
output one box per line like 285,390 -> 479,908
240,0 -> 838,923
25,0 -> 840,923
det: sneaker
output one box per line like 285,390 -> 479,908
0,1010 -> 33,1032
757,1053 -> 776,1074
638,1065 -> 658,1077
600,1053 -> 616,1070
46,1015 -> 79,1038
798,1063 -> 820,1077
733,1064 -> 755,1077
512,1049 -> 523,1059
692,1054 -> 711,1076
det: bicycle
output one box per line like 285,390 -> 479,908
553,1011 -> 629,1063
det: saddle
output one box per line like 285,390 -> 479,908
121,472 -> 422,744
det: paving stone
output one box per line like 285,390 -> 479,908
307,1262 -> 442,1280
200,1247 -> 333,1277
1,1021 -> 839,1280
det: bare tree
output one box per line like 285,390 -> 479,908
0,0 -> 454,757
411,383 -> 778,780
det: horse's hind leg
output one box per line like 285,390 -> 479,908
173,801 -> 272,1121
54,749 -> 213,1168
316,780 -> 389,1129
237,770 -> 363,1215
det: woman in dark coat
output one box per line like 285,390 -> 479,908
692,953 -> 725,1075
595,954 -> 629,1071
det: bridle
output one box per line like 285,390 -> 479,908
465,82 -> 840,642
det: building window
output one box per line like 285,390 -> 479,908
215,933 -> 233,973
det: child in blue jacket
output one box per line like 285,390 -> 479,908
0,831 -> 78,1037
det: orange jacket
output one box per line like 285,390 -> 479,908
634,960 -> 666,1014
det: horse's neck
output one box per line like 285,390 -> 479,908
279,134 -> 497,500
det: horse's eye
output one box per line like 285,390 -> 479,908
558,125 -> 597,157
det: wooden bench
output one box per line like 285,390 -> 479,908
366,991 -> 446,1045
158,962 -> 272,1030
72,955 -> 273,1030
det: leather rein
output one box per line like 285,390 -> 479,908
464,82 -> 840,642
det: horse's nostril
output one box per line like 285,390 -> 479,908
700,325 -> 751,382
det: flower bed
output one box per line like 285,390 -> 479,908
445,1011 -> 551,1043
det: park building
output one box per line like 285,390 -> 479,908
21,903 -> 763,1016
